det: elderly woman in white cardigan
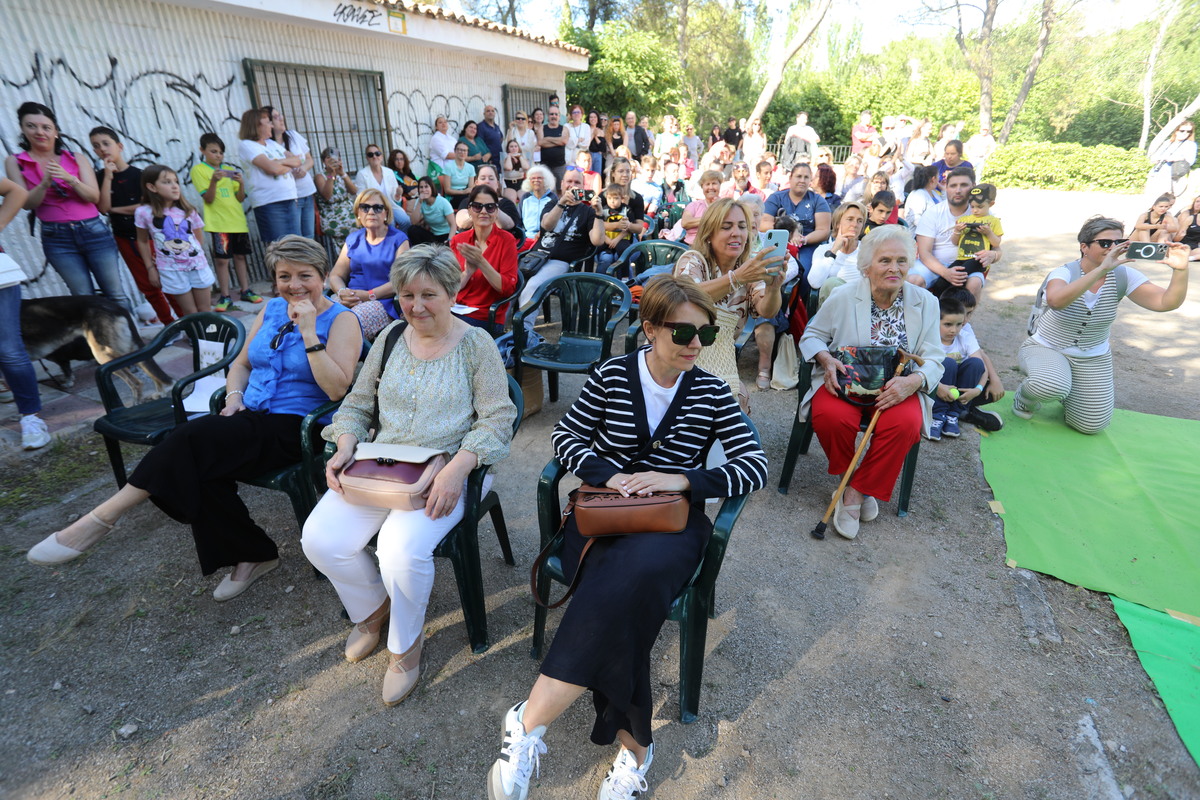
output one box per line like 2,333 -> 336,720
799,226 -> 945,540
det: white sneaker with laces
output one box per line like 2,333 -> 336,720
488,702 -> 547,800
20,415 -> 51,450
598,744 -> 653,800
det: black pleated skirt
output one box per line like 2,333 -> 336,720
540,503 -> 712,747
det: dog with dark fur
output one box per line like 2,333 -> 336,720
20,296 -> 174,403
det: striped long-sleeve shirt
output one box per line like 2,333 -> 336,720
551,351 -> 768,502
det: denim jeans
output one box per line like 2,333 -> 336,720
40,217 -> 131,310
590,152 -> 604,173
253,198 -> 301,245
297,193 -> 316,240
390,203 -> 412,233
0,284 -> 42,415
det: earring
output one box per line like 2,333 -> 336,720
648,337 -> 655,344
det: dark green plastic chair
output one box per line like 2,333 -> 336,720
511,273 -> 632,403
530,414 -> 761,723
612,240 -> 689,354
429,373 -> 524,653
208,390 -> 337,531
93,313 -> 246,487
485,273 -> 526,337
776,360 -> 919,516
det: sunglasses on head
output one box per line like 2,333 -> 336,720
270,320 -> 295,350
661,322 -> 720,346
366,151 -> 382,157
468,201 -> 498,213
1088,238 -> 1127,249
359,203 -> 386,214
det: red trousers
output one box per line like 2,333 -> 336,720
115,236 -> 180,323
811,389 -> 922,502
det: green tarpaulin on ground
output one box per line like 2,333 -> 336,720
979,402 -> 1200,619
1112,597 -> 1200,762
980,400 -> 1200,763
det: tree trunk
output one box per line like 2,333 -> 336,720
1147,91 -> 1200,155
1139,1 -> 1178,151
678,0 -> 689,73
953,0 -> 999,132
997,0 -> 1055,144
746,0 -> 833,123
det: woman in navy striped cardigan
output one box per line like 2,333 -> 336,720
488,276 -> 768,800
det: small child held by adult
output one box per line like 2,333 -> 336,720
190,133 -> 262,312
1131,193 -> 1179,244
89,126 -> 178,325
135,165 -> 216,315
597,182 -> 635,274
930,183 -> 1003,300
930,290 -> 1005,440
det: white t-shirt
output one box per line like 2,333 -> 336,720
915,201 -> 970,267
283,130 -> 316,198
638,350 -> 681,434
354,166 -> 402,212
565,122 -> 590,163
429,131 -> 456,169
808,243 -> 861,287
943,323 -> 981,363
237,138 -> 297,208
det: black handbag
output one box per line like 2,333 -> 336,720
519,251 -> 551,278
834,346 -> 901,407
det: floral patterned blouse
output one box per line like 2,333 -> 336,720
870,299 -> 909,349
673,250 -> 766,336
317,174 -> 356,242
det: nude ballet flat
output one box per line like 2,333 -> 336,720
27,512 -> 115,566
345,601 -> 390,663
213,559 -> 280,602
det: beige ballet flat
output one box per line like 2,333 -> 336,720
27,512 -> 116,566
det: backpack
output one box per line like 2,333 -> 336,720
1027,261 -> 1127,336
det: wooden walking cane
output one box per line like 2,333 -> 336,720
811,349 -> 926,540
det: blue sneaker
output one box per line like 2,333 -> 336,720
943,414 -> 961,438
927,416 -> 944,441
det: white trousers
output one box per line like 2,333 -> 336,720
301,476 -> 489,653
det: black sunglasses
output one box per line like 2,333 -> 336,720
1088,238 -> 1127,249
270,320 -> 295,350
366,151 -> 383,157
468,201 -> 498,213
661,322 -> 720,346
516,116 -> 527,121
358,203 -> 386,214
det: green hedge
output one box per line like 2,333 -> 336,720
984,142 -> 1151,193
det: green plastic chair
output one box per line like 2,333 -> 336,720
529,413 -> 761,723
93,313 -> 246,487
208,389 -> 337,531
485,273 -> 526,337
612,240 -> 689,354
429,373 -> 524,653
511,273 -> 632,403
776,360 -> 920,516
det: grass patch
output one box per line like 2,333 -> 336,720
0,433 -> 141,521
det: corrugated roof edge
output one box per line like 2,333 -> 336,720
363,0 -> 590,57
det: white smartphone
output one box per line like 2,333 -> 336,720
760,229 -> 789,269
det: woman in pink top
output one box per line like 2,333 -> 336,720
3,102 -> 129,309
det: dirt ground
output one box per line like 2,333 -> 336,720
2,189 -> 1198,800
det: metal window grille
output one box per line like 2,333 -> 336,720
502,84 -> 556,128
240,60 -> 391,278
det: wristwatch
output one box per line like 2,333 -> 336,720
305,343 -> 327,353
367,290 -> 376,301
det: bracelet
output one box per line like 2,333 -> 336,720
305,342 -> 327,353
225,389 -> 244,402
974,384 -> 984,392
367,290 -> 376,301
727,271 -> 737,294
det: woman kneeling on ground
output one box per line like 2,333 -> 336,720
303,244 -> 516,706
28,236 -> 362,598
487,275 -> 767,800
799,226 -> 945,540
1014,216 -> 1190,434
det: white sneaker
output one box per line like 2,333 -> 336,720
598,744 -> 653,799
20,415 -> 51,450
488,702 -> 547,800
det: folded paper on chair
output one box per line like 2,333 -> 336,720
338,443 -> 448,510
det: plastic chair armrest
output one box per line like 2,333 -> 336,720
537,458 -> 569,548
